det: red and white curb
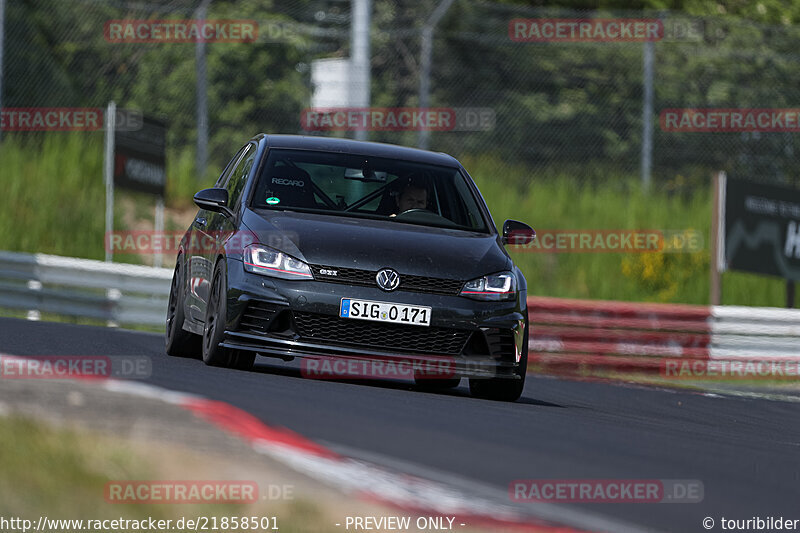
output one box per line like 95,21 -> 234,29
0,350 -> 649,532
96,379 -> 648,533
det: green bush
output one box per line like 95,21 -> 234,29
463,153 -> 789,306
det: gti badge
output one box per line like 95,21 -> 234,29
376,268 -> 400,291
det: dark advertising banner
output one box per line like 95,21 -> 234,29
724,179 -> 800,281
114,115 -> 166,196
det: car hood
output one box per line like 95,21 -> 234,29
242,208 -> 509,280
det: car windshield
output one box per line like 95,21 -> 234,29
250,149 -> 488,232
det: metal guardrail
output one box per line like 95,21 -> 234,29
0,250 -> 172,326
710,306 -> 800,358
2,250 -> 799,371
528,296 -> 800,375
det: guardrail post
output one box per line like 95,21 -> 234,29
104,102 -> 116,263
154,196 -> 164,268
26,280 -> 41,321
106,288 -> 121,328
710,171 -> 725,305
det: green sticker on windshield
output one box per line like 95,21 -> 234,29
266,197 -> 280,205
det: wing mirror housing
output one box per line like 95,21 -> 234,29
501,219 -> 536,246
194,188 -> 230,214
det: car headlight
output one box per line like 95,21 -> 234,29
243,244 -> 313,280
459,271 -> 517,301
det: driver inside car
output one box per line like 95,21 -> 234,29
390,176 -> 429,216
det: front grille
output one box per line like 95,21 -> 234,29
403,273 -> 464,294
313,266 -> 375,285
310,264 -> 464,296
293,312 -> 471,355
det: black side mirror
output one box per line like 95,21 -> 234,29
193,188 -> 229,213
502,219 -> 536,246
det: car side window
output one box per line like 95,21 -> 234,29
215,145 -> 248,188
225,143 -> 256,212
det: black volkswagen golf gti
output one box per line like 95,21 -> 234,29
166,134 -> 535,401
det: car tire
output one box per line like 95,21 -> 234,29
202,260 -> 238,368
468,322 -> 528,402
165,258 -> 202,358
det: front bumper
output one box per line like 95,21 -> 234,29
221,258 -> 527,380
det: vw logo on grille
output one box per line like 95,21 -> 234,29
376,268 -> 400,291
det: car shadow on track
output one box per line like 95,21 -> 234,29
247,360 -> 565,407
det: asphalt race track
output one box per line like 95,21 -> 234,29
2,317 -> 798,532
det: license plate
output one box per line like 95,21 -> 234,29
339,298 -> 431,327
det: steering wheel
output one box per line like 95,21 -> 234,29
397,208 -> 431,216
394,208 -> 459,228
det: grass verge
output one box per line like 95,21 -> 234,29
0,136 -> 790,306
0,415 -> 339,532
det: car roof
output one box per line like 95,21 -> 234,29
256,134 -> 461,168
